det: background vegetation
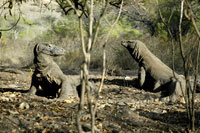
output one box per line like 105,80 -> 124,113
0,0 -> 200,75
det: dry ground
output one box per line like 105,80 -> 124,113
0,69 -> 200,132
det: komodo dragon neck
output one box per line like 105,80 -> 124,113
35,53 -> 53,74
128,45 -> 143,65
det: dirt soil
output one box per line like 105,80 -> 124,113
0,69 -> 200,133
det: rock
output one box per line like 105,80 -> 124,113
143,100 -> 147,103
108,99 -> 114,104
154,98 -> 159,102
8,110 -> 19,115
9,94 -> 16,98
118,102 -> 126,106
8,84 -> 18,88
0,96 -> 10,101
34,122 -> 40,127
105,122 -> 121,131
0,96 -> 9,102
80,114 -> 91,122
112,129 -> 120,133
162,110 -> 167,113
19,102 -> 30,109
82,123 -> 100,132
82,123 -> 91,132
124,76 -> 131,80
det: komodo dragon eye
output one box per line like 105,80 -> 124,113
47,44 -> 52,49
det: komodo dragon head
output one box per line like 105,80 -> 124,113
121,40 -> 144,63
33,43 -> 65,70
34,43 -> 65,57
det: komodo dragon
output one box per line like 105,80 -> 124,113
121,40 -> 186,102
28,43 -> 79,100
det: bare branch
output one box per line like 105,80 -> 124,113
96,0 -> 123,96
46,0 -> 53,6
185,0 -> 200,38
80,0 -> 88,17
87,0 -> 94,52
95,0 -> 123,96
65,0 -> 80,16
64,1 -> 88,133
64,0 -> 88,17
90,1 -> 123,132
0,13 -> 21,31
79,19 -> 87,58
91,0 -> 109,50
179,0 -> 186,61
65,1 -> 123,132
56,0 -> 71,15
178,0 -> 190,111
184,0 -> 200,130
102,0 -> 123,47
156,0 -> 178,80
0,1 -> 9,9
65,0 -> 87,56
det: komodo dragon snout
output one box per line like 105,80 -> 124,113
121,40 -> 137,48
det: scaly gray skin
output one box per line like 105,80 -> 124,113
28,43 -> 79,100
121,40 -> 186,102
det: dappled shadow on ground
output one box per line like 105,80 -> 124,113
0,88 -> 57,99
137,109 -> 200,129
90,77 -> 138,88
101,105 -> 182,132
0,88 -> 28,93
101,104 -> 200,132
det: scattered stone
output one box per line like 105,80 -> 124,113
162,110 -> 167,113
81,123 -> 101,132
8,84 -> 18,88
124,76 -> 131,80
19,102 -> 30,110
9,94 -> 16,98
154,98 -> 159,102
80,114 -> 91,122
118,102 -> 126,106
34,122 -> 40,127
112,129 -> 120,133
0,96 -> 10,101
8,110 -> 19,115
108,99 -> 114,104
82,123 -> 91,132
143,100 -> 147,103
104,105 -> 113,111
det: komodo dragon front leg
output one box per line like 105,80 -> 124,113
58,82 -> 74,100
138,66 -> 145,88
138,66 -> 161,91
29,84 -> 38,95
153,81 -> 161,92
28,74 -> 40,95
58,77 -> 79,100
